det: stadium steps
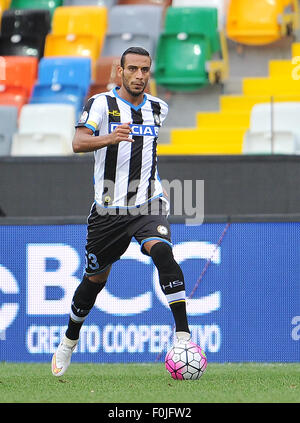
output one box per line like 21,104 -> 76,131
158,41 -> 300,155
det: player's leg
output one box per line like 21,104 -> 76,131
144,239 -> 191,343
51,266 -> 111,377
65,267 -> 111,341
51,206 -> 131,377
130,201 -> 191,344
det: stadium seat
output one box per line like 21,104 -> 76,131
87,56 -> 121,97
1,9 -> 51,37
0,9 -> 51,58
117,0 -> 171,6
0,56 -> 38,98
226,0 -> 299,45
51,6 -> 108,48
30,84 -> 84,117
11,104 -> 75,156
242,102 -> 300,154
36,57 -> 91,98
172,0 -> 227,30
44,35 -> 100,74
63,0 -> 117,6
0,35 -> 46,59
155,7 -> 229,90
164,7 -> 220,52
0,105 -> 18,155
10,0 -> 63,19
242,131 -> 297,154
155,34 -> 212,91
101,5 -> 163,59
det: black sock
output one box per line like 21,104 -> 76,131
150,242 -> 190,334
66,275 -> 106,340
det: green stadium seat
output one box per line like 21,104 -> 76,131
155,34 -> 211,91
163,7 -> 220,53
10,0 -> 63,19
154,7 -> 229,91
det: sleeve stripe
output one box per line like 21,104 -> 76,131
85,123 -> 97,132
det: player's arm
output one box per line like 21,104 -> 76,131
72,123 -> 134,153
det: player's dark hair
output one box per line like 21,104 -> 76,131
120,47 -> 151,68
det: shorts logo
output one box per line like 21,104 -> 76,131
78,111 -> 88,124
157,225 -> 168,236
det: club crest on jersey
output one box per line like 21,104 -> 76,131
109,123 -> 159,137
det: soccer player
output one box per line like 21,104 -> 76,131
51,47 -> 191,377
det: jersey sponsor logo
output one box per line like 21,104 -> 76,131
108,110 -> 121,117
109,122 -> 159,137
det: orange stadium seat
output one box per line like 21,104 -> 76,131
226,0 -> 299,45
0,56 -> 38,113
0,56 -> 38,98
44,34 -> 100,62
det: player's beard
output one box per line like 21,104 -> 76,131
123,77 -> 146,97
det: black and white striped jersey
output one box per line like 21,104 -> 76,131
76,87 -> 168,209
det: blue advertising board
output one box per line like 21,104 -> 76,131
0,222 -> 299,363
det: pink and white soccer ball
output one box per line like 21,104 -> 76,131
165,341 -> 207,380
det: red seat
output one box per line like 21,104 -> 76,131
0,56 -> 38,97
0,56 -> 38,113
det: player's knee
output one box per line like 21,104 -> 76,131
85,266 -> 111,284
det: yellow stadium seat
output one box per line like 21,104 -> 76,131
51,6 -> 107,50
196,111 -> 250,129
226,0 -> 298,45
243,77 -> 300,95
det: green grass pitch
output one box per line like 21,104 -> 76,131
1,362 -> 300,404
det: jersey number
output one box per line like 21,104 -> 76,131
85,253 -> 100,271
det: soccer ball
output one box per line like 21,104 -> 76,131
165,341 -> 207,380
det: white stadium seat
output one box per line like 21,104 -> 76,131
243,131 -> 297,154
243,102 -> 300,154
11,104 -> 76,156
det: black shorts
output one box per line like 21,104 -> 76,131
84,197 -> 172,275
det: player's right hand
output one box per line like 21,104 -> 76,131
110,122 -> 134,144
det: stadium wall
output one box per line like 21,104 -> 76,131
1,154 -> 300,217
1,155 -> 300,363
0,217 -> 299,363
